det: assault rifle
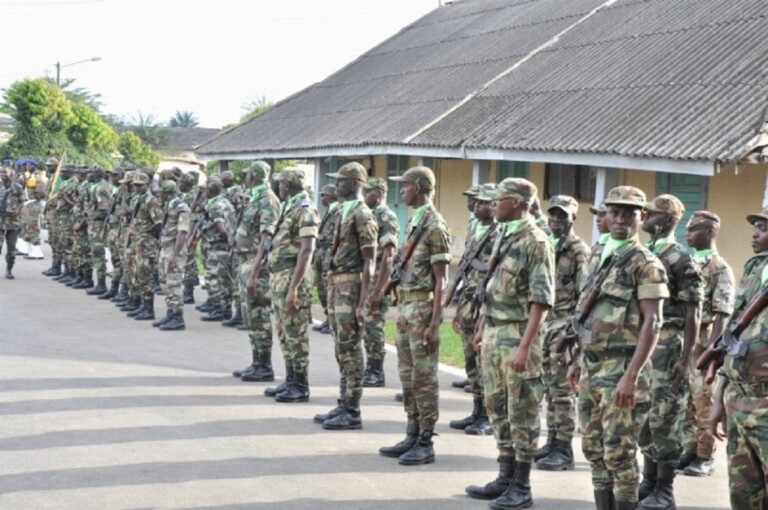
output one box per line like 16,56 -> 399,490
101,189 -> 121,241
382,211 -> 432,304
469,237 -> 515,322
185,211 -> 211,250
554,222 -> 572,263
443,222 -> 498,307
696,284 -> 768,383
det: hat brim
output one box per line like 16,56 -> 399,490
548,204 -> 574,215
388,176 -> 408,182
747,214 -> 768,225
326,172 -> 340,178
603,200 -> 646,208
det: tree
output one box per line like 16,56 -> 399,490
169,110 -> 199,128
44,77 -> 103,112
240,94 -> 274,123
126,111 -> 171,149
118,131 -> 160,169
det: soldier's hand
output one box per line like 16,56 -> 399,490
246,276 -> 257,297
472,331 -> 483,352
423,324 -> 438,355
451,314 -> 461,334
368,291 -> 381,314
709,386 -> 727,441
614,374 -> 637,408
567,363 -> 581,394
168,256 -> 177,272
286,288 -> 299,312
355,304 -> 365,330
508,345 -> 529,373
669,360 -> 687,392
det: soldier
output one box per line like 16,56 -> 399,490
42,157 -> 63,276
151,180 -> 191,330
679,211 -> 734,477
638,195 -> 704,510
570,186 -> 668,510
588,203 -> 610,270
465,178 -> 555,509
233,161 -> 280,382
221,170 -> 245,327
85,166 -> 113,295
314,162 -> 377,430
52,165 -> 78,283
0,167 -> 25,279
377,166 -> 451,466
262,167 -> 319,403
530,196 -> 552,236
98,168 -> 126,300
709,206 -> 768,509
362,177 -> 399,388
312,184 -> 338,334
20,188 -> 44,260
448,183 -> 499,436
129,171 -> 164,321
179,171 -> 202,304
199,176 -> 237,322
535,195 -> 591,471
68,167 -> 92,289
116,171 -> 141,311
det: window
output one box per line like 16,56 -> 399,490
387,155 -> 409,175
545,163 -> 595,201
497,161 -> 529,181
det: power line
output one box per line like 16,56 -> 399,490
0,0 -> 102,6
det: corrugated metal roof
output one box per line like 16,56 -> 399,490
198,0 -> 768,165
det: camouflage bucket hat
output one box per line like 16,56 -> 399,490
160,180 -> 178,193
493,177 -> 538,205
250,160 -> 271,179
462,184 -> 481,197
181,171 -> 199,185
746,207 -> 768,225
548,195 -> 579,216
118,171 -> 135,184
321,184 -> 337,197
277,167 -> 306,187
389,166 -> 435,190
589,202 -> 607,215
363,177 -> 388,192
647,194 -> 685,219
603,186 -> 647,208
327,162 -> 367,181
474,183 -> 497,202
45,157 -> 59,167
132,172 -> 150,185
687,210 -> 721,229
206,175 -> 223,190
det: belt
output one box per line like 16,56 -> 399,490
331,273 -> 360,283
398,289 -> 433,303
731,380 -> 768,398
582,349 -> 634,363
485,317 -> 522,328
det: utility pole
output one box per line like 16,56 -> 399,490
54,57 -> 101,87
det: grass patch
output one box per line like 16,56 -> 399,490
384,321 -> 465,369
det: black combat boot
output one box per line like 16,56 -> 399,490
638,454 -> 658,501
450,397 -> 482,430
534,429 -> 556,461
73,271 -> 93,289
159,310 -> 185,331
195,299 -> 212,312
133,297 -> 155,320
125,297 -> 144,316
201,305 -> 227,322
65,271 -> 83,287
489,461 -> 533,510
183,284 -> 195,304
221,308 -> 243,328
265,364 -> 293,397
466,456 -> 515,500
452,378 -> 469,389
233,350 -> 259,378
99,279 -> 120,300
152,310 -> 171,327
86,276 -> 107,295
465,403 -> 492,436
322,397 -> 362,430
241,350 -> 274,382
275,371 -> 309,403
5,262 -> 14,280
112,283 -> 129,303
54,266 -> 72,281
398,429 -> 435,465
153,271 -> 162,295
394,392 -> 403,402
535,438 -> 575,471
682,456 -> 714,477
313,399 -> 345,424
43,259 -> 60,276
594,489 -> 615,510
379,421 -> 419,458
676,451 -> 696,471
640,462 -> 677,510
362,359 -> 385,387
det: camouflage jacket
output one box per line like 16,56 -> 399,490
398,203 -> 452,293
459,220 -> 499,299
72,180 -> 90,221
268,191 -> 319,273
653,242 -> 705,328
549,232 -> 591,320
697,251 -> 735,326
0,180 -> 24,229
88,180 -> 113,222
317,203 -> 340,251
132,189 -> 163,238
204,195 -> 236,248
373,203 -> 399,267
465,216 -> 478,250
723,251 -> 768,384
330,199 -> 378,275
57,177 -> 79,214
106,187 -> 122,226
483,217 -> 555,323
579,240 -> 669,352
160,196 -> 191,246
234,184 -> 280,254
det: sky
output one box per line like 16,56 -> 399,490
0,0 -> 439,128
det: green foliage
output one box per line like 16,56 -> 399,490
1,78 -> 75,132
44,77 -> 103,112
127,111 -> 171,149
240,94 -> 274,123
384,320 -> 465,368
169,110 -> 199,128
68,101 -> 117,154
118,131 -> 160,168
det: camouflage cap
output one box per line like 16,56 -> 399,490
647,194 -> 685,219
220,170 -> 235,181
363,177 -> 388,192
746,207 -> 768,225
160,180 -> 178,193
181,171 -> 199,185
493,177 -> 538,205
320,184 -> 337,197
474,183 -> 497,203
687,210 -> 721,229
548,195 -> 579,216
118,170 -> 135,184
277,167 -> 306,187
603,186 -> 647,208
327,162 -> 367,181
132,172 -> 150,185
45,157 -> 59,167
206,175 -> 223,190
250,160 -> 271,179
60,164 -> 75,173
389,166 -> 435,190
589,202 -> 607,215
462,184 -> 481,197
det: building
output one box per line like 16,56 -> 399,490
197,0 -> 768,272
157,127 -> 220,173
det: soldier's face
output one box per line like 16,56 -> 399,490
466,197 -> 476,213
493,196 -> 517,222
686,224 -> 713,250
321,193 -> 333,207
363,190 -> 378,208
278,180 -> 290,200
401,181 -> 418,207
1,170 -> 9,183
112,174 -> 123,185
474,200 -> 493,221
642,210 -> 671,234
131,183 -> 146,194
607,205 -> 643,240
547,208 -> 571,237
595,211 -> 609,234
751,220 -> 768,253
336,177 -> 357,199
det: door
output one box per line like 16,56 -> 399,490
656,172 -> 708,247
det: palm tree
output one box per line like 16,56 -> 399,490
169,110 -> 199,128
127,111 -> 171,149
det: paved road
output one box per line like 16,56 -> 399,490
0,249 -> 730,509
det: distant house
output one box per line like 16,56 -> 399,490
157,127 -> 220,173
197,0 -> 768,271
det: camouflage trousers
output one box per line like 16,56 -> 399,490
72,223 -> 91,273
21,201 -> 42,245
45,209 -> 58,258
54,213 -> 73,265
204,247 -> 233,308
681,324 -> 716,459
363,293 -> 389,363
106,225 -> 122,284
457,294 -> 482,398
542,317 -> 576,442
236,253 -> 272,353
638,326 -> 687,465
481,321 -> 544,462
313,248 -> 329,314
87,220 -> 107,279
183,240 -> 200,287
271,267 -> 312,378
159,243 -> 187,312
330,275 -> 365,403
133,236 -> 158,299
0,228 -> 18,265
396,297 -> 439,430
123,238 -> 136,291
579,353 -> 650,503
725,380 -> 768,510
230,253 -> 240,316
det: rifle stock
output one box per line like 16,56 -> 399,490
444,223 -> 497,307
382,212 -> 432,303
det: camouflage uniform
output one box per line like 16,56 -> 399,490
720,209 -> 768,509
57,174 -> 79,271
315,201 -> 340,323
72,176 -> 92,277
132,182 -> 163,300
105,184 -> 124,288
87,178 -> 113,282
180,177 -> 202,293
0,178 -> 24,269
202,192 -> 237,313
20,198 -> 43,245
158,190 -> 191,313
44,171 -> 63,267
224,181 -> 246,316
577,188 -> 669,505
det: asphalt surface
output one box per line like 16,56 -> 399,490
0,244 -> 731,509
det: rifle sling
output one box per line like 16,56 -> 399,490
578,245 -> 640,323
